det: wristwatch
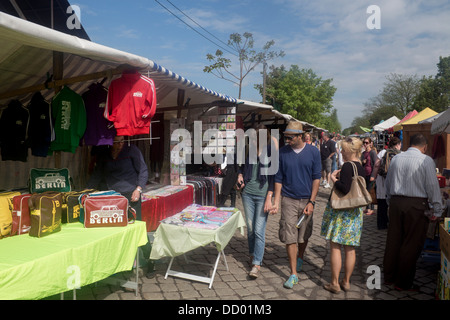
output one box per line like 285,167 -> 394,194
308,200 -> 316,207
136,186 -> 143,193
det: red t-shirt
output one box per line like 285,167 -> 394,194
105,71 -> 157,136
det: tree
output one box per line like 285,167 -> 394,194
203,32 -> 284,99
353,73 -> 421,132
379,73 -> 420,116
414,56 -> 450,112
255,65 -> 337,128
321,109 -> 342,135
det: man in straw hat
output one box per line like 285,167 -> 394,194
271,121 -> 322,289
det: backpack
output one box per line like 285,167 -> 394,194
378,149 -> 400,178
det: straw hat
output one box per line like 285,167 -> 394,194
283,121 -> 304,135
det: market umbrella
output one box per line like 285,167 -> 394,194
393,108 -> 437,131
373,116 -> 401,131
359,126 -> 372,133
388,110 -> 418,132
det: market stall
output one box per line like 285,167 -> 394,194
398,109 -> 450,171
0,7 -> 251,299
389,110 -> 419,133
0,4 -> 317,296
372,116 -> 401,150
394,108 -> 438,135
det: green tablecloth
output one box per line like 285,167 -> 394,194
0,221 -> 148,300
150,211 -> 246,260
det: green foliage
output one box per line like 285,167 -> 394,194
320,109 -> 341,135
414,56 -> 450,112
256,64 -> 338,130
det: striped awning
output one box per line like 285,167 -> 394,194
0,11 -> 237,112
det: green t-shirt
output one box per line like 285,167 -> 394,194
50,86 -> 87,153
243,161 -> 269,197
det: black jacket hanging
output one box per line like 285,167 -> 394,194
0,100 -> 30,162
27,92 -> 53,157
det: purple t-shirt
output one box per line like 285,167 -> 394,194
82,83 -> 116,146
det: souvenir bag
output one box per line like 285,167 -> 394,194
0,192 -> 21,238
29,192 -> 63,238
11,193 -> 32,236
81,193 -> 130,228
61,189 -> 96,223
78,190 -> 121,223
29,168 -> 72,194
330,162 -> 372,210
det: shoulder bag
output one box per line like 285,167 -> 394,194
330,162 -> 372,210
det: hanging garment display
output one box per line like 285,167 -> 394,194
82,83 -> 116,146
186,176 -> 220,206
49,86 -> 87,153
0,100 -> 30,162
27,92 -> 53,157
105,70 -> 157,136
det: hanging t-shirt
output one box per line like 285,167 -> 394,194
82,83 -> 116,146
105,70 -> 157,136
0,100 -> 30,162
50,86 -> 87,154
27,92 -> 53,157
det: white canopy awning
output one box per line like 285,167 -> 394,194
373,116 -> 401,131
0,11 -> 237,112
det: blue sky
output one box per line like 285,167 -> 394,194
72,0 -> 450,129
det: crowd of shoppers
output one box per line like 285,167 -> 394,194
230,122 -> 443,293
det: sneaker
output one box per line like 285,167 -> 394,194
296,257 -> 303,272
324,183 -> 331,189
320,180 -> 326,186
283,274 -> 298,289
249,266 -> 260,279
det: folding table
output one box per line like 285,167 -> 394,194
150,210 -> 245,288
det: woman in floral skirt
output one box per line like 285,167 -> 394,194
320,137 -> 366,294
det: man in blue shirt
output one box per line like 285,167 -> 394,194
272,121 -> 322,289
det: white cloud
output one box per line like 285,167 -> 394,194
268,0 -> 450,128
116,27 -> 140,39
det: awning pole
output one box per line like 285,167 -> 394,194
53,50 -> 63,168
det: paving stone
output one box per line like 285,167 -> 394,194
82,185 -> 439,301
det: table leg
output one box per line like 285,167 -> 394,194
208,250 -> 222,289
135,250 -> 139,297
164,248 -> 229,289
165,257 -> 175,280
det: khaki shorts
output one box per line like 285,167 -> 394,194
279,197 -> 313,244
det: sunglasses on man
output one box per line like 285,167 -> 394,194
284,135 -> 299,141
